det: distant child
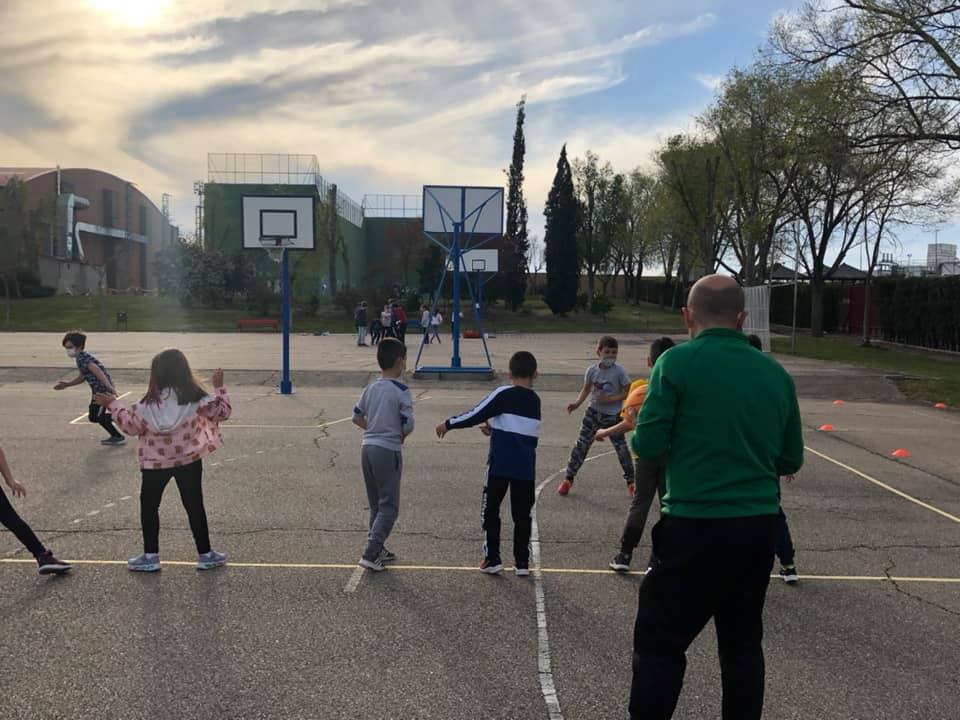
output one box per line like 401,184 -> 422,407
352,338 -> 414,571
0,445 -> 71,575
54,331 -> 125,445
430,310 -> 443,344
354,301 -> 368,347
93,350 -> 231,572
393,303 -> 408,344
435,351 -> 541,576
558,335 -> 634,496
747,333 -> 799,584
594,336 -> 675,572
420,305 -> 432,344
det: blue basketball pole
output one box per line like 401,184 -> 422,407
451,221 -> 462,368
280,247 -> 293,394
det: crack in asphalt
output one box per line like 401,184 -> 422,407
883,557 -> 960,618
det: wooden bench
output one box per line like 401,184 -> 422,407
237,318 -> 280,332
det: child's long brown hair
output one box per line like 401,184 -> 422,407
141,349 -> 209,405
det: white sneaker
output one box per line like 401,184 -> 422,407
197,550 -> 227,570
359,557 -> 385,572
128,553 -> 160,572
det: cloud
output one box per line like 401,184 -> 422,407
693,72 -> 725,91
0,0 -> 723,237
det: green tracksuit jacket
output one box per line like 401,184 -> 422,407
632,328 -> 804,518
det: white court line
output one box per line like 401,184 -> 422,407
532,449 -> 615,720
805,445 -> 960,524
343,566 -> 365,593
909,409 -> 960,426
68,391 -> 132,424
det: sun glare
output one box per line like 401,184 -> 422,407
85,0 -> 172,27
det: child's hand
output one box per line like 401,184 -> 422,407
566,402 -> 580,414
7,478 -> 26,498
479,422 -> 491,436
53,381 -> 68,391
594,428 -> 608,442
435,422 -> 448,439
93,392 -> 116,407
212,369 -> 224,389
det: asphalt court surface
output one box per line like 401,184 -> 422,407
1,336 -> 959,719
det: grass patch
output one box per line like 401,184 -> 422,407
771,335 -> 960,406
0,295 -> 685,335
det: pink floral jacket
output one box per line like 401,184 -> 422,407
108,388 -> 232,470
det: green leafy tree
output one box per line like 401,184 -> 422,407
544,145 -> 580,315
503,96 -> 529,310
572,150 -> 613,296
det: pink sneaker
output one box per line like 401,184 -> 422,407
557,478 -> 573,496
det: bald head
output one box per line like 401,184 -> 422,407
685,275 -> 745,330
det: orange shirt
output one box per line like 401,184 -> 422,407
620,378 -> 649,430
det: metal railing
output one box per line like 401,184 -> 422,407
207,153 -> 363,227
362,194 -> 422,218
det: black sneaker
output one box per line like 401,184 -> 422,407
780,564 -> 799,585
37,551 -> 71,575
377,547 -> 397,564
609,551 -> 632,572
480,558 -> 503,574
100,436 -> 126,445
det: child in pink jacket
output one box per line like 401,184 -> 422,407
94,349 -> 231,572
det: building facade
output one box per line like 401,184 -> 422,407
0,167 -> 178,293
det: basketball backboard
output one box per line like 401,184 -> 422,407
423,186 -> 503,236
446,249 -> 499,273
242,195 -> 316,250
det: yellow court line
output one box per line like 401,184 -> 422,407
68,391 -> 132,424
805,445 -> 960,524
1,558 -> 958,583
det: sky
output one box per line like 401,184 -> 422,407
1,0 -> 955,270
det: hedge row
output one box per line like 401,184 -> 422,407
874,276 -> 960,351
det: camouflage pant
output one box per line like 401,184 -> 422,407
565,407 -> 635,483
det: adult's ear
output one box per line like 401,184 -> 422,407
736,310 -> 748,330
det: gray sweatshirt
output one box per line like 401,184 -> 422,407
353,378 -> 414,451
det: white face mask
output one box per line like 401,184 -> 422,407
598,358 -> 614,369
66,348 -> 78,358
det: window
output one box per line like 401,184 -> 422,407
102,189 -> 114,227
139,205 -> 147,235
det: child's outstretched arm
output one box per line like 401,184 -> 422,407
352,385 -> 369,430
0,446 -> 26,498
566,382 -> 591,414
400,390 -> 414,438
436,388 -> 505,438
95,393 -> 147,436
53,374 -> 85,391
596,418 -> 632,442
197,370 -> 231,423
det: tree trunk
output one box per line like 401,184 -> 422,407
587,269 -> 595,297
810,278 -> 825,338
861,274 -> 873,346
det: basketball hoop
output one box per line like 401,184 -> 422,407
259,236 -> 294,263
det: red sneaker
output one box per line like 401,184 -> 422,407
557,478 -> 573,496
627,482 -> 636,497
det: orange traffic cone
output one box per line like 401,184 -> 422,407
935,402 -> 947,410
818,424 -> 834,432
892,448 -> 911,459
833,400 -> 845,406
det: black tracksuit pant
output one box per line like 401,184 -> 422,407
630,514 -> 776,720
481,473 -> 535,566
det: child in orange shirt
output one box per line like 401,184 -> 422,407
595,336 -> 675,571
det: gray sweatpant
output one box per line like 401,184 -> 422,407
361,445 -> 402,562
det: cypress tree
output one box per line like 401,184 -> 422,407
503,96 -> 529,311
544,144 -> 579,315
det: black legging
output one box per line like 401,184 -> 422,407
140,460 -> 211,555
88,402 -> 123,438
0,486 -> 45,557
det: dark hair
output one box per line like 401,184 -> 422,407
649,336 -> 676,363
509,351 -> 537,379
746,334 -> 763,351
597,335 -> 618,351
143,349 -> 208,405
62,331 -> 86,349
377,337 -> 406,370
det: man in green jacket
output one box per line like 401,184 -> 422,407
628,274 -> 804,720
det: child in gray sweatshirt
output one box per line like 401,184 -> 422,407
352,338 -> 414,571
